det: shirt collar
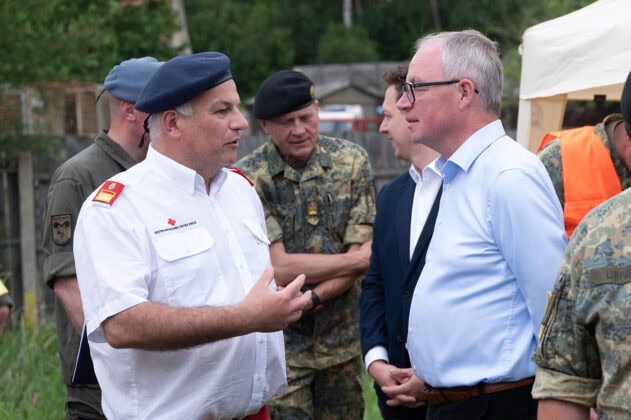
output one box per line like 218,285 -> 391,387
145,145 -> 227,196
266,135 -> 333,178
437,120 -> 506,181
409,157 -> 442,184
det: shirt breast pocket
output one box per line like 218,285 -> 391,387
241,220 -> 272,281
154,228 -> 227,306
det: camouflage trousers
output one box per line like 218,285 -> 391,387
270,356 -> 364,420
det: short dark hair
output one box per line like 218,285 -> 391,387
382,65 -> 408,99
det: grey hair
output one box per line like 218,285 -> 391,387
147,101 -> 194,135
415,29 -> 503,116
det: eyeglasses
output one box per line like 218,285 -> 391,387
402,80 -> 459,104
402,79 -> 481,104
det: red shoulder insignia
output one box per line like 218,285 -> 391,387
227,166 -> 254,186
93,181 -> 125,205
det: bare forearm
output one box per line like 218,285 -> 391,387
538,399 -> 590,420
271,242 -> 370,286
103,302 -> 255,351
103,267 -> 310,350
312,274 -> 358,303
53,276 -> 85,334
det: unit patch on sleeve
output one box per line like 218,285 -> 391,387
93,181 -> 125,206
51,214 -> 73,245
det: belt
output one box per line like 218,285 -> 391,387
420,377 -> 535,406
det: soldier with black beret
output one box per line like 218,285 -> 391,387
237,70 -> 376,419
73,53 -> 312,419
537,69 -> 631,238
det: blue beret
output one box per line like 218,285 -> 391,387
104,57 -> 163,103
253,70 -> 315,120
621,70 -> 631,134
135,52 -> 233,114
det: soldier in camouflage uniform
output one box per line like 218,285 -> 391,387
538,70 -> 631,238
532,187 -> 631,418
538,113 -> 631,207
237,70 -> 376,419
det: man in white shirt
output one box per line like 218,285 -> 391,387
360,65 -> 440,420
74,52 -> 311,420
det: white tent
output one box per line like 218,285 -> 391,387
516,0 -> 631,151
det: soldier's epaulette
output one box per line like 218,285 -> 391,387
93,180 -> 125,206
227,166 -> 254,186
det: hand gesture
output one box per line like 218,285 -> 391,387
241,266 -> 311,332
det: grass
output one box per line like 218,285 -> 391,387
0,318 -> 381,419
0,319 -> 65,419
363,372 -> 381,420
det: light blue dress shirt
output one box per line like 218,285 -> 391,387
407,120 -> 567,388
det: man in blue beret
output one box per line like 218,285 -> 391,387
237,70 -> 376,419
43,56 -> 162,420
72,52 -> 312,420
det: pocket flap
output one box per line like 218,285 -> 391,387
154,228 -> 214,261
242,219 -> 270,245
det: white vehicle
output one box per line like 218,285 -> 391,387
318,104 -> 364,133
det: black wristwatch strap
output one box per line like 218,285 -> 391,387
311,290 -> 324,313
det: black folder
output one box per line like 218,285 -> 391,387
71,325 -> 98,385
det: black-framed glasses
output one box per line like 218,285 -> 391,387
402,79 -> 459,104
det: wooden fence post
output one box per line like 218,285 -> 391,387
18,150 -> 37,328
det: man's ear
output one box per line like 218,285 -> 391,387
258,119 -> 269,135
457,79 -> 477,108
120,101 -> 137,121
162,110 -> 181,138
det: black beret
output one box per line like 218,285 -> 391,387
253,70 -> 315,120
621,70 -> 631,134
135,52 -> 232,114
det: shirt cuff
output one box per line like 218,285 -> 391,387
532,366 -> 599,407
365,346 -> 389,371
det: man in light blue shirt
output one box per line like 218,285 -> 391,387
382,30 -> 567,419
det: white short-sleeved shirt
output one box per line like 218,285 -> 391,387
74,146 -> 286,420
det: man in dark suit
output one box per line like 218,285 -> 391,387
360,66 -> 441,419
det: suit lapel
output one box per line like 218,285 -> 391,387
396,175 -> 415,271
404,185 -> 442,286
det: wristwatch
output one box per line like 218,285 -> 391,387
310,290 -> 324,313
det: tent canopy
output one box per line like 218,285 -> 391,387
516,0 -> 631,151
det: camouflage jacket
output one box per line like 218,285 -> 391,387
236,135 -> 376,369
538,114 -> 631,209
532,187 -> 631,418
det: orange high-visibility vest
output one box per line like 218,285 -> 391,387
538,126 -> 622,238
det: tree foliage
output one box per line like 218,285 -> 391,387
0,0 -> 180,86
316,23 -> 379,64
187,0 -> 294,98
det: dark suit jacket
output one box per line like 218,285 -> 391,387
360,170 -> 440,416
